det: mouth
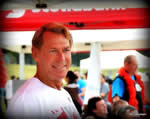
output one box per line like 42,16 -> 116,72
52,65 -> 67,70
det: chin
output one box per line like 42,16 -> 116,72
57,73 -> 67,79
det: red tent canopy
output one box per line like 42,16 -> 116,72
0,8 -> 150,31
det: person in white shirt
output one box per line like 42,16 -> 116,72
7,22 -> 80,119
5,77 -> 13,106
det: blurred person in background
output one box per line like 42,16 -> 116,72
106,76 -> 113,104
100,74 -> 110,105
100,74 -> 111,117
110,99 -> 128,119
112,55 -> 145,113
117,105 -> 141,119
5,76 -> 14,108
74,71 -> 86,102
64,70 -> 82,115
82,96 -> 108,119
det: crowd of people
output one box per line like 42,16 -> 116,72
62,54 -> 150,119
0,22 -> 150,119
63,70 -> 149,119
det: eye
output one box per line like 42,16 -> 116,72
64,48 -> 71,52
49,49 -> 57,53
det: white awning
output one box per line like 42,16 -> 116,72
0,28 -> 150,53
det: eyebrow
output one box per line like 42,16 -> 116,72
65,46 -> 71,49
49,46 -> 71,50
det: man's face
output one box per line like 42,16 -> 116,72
125,57 -> 138,75
93,100 -> 108,117
33,31 -> 71,82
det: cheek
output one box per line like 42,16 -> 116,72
98,107 -> 104,113
132,66 -> 136,71
38,54 -> 53,67
66,54 -> 72,64
42,52 -> 54,62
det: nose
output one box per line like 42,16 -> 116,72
57,52 -> 65,62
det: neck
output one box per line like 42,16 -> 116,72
34,73 -> 62,90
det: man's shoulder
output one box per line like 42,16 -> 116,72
7,78 -> 48,110
11,78 -> 42,100
114,74 -> 123,80
16,78 -> 38,91
113,76 -> 124,85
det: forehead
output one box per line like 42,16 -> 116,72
96,100 -> 105,106
130,56 -> 137,64
42,31 -> 70,47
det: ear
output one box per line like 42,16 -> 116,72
32,46 -> 38,63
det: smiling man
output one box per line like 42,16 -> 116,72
7,23 -> 80,119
